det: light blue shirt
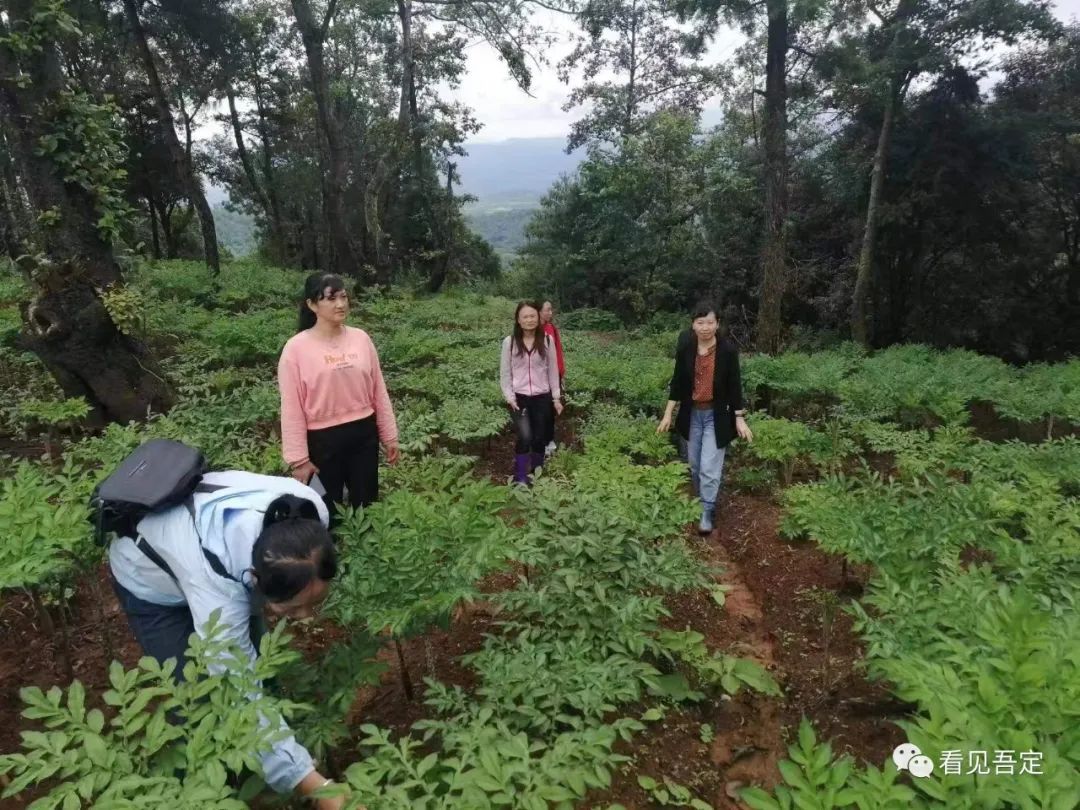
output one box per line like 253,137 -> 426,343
109,471 -> 330,793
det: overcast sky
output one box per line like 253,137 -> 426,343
456,0 -> 1080,144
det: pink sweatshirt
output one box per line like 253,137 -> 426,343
500,334 -> 561,404
277,326 -> 398,466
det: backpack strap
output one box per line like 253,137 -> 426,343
135,481 -> 242,587
136,537 -> 180,586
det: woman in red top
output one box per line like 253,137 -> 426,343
540,300 -> 565,455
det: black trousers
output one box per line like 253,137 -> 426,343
544,376 -> 564,446
512,393 -> 553,455
307,415 -> 380,513
111,577 -> 265,682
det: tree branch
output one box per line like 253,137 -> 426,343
416,0 -> 575,12
320,0 -> 341,40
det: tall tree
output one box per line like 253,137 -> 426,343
0,0 -> 173,421
559,0 -> 722,150
756,0 -> 788,352
289,0 -> 365,279
676,0 -> 831,352
827,0 -> 1058,345
121,0 -> 221,275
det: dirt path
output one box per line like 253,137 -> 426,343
585,492 -> 905,809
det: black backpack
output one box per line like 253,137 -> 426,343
91,440 -> 245,586
91,439 -> 208,546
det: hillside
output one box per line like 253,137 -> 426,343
455,138 -> 583,200
1,261 -> 1077,809
212,206 -> 257,257
463,196 -> 538,254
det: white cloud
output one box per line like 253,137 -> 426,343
459,0 -> 1080,146
456,9 -> 744,144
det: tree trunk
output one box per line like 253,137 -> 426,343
147,197 -> 161,259
852,88 -> 897,347
397,0 -> 414,129
122,0 -> 220,275
625,0 -> 638,137
0,126 -> 25,259
0,169 -> 20,260
252,75 -> 288,262
290,0 -> 363,278
426,167 -> 456,294
226,83 -> 288,260
754,0 -> 788,355
226,86 -> 271,217
160,200 -> 177,258
0,7 -> 174,422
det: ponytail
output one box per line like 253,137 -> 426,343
252,494 -> 336,602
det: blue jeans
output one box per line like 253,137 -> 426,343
688,408 -> 726,511
112,577 -> 265,683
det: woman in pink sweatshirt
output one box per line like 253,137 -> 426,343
278,273 -> 399,514
500,301 -> 562,484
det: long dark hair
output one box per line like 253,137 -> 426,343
511,301 -> 546,358
251,495 -> 337,603
298,272 -> 347,332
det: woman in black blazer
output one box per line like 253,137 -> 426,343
658,301 -> 753,535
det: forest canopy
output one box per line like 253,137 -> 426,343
0,0 -> 1076,420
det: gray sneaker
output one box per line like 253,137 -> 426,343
545,441 -> 557,457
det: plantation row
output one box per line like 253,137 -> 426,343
0,259 -> 1077,808
2,261 -> 1077,598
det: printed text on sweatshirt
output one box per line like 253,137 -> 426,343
277,326 -> 398,467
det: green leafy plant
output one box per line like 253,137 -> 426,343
38,89 -> 134,242
740,719 -> 916,810
798,587 -> 842,689
637,774 -> 712,809
12,396 -> 90,459
656,629 -> 781,698
0,612 -> 307,809
277,629 -> 388,766
345,717 -> 637,809
746,414 -> 828,485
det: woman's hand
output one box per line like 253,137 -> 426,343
554,400 -> 564,416
290,460 -> 318,484
736,416 -> 753,442
657,413 -> 672,434
383,441 -> 401,466
507,399 -> 520,412
299,770 -> 358,810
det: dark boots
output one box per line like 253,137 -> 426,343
513,453 -> 531,485
513,452 -> 547,486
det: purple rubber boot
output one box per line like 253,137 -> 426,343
513,453 -> 531,485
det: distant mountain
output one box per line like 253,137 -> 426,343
454,137 -> 585,252
209,132 -> 716,256
464,205 -> 535,255
456,138 -> 583,202
213,207 -> 257,257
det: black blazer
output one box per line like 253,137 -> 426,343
668,332 -> 744,449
